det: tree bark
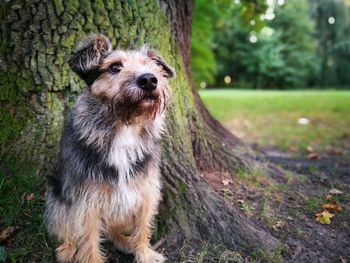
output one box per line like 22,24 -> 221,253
0,0 -> 279,259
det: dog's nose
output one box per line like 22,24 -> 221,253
136,73 -> 158,91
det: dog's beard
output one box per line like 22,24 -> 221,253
110,87 -> 168,123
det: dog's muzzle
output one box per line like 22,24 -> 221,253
137,73 -> 158,91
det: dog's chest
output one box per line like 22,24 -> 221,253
109,181 -> 141,218
100,172 -> 161,221
108,125 -> 148,180
100,121 -> 164,220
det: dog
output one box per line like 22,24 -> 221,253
44,34 -> 174,263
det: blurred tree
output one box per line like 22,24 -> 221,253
192,0 -> 350,89
191,0 -> 267,87
311,0 -> 350,87
214,0 -> 318,89
213,7 -> 248,87
270,0 -> 319,88
191,0 -> 230,87
238,30 -> 286,89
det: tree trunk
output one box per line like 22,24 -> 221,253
0,0 -> 279,260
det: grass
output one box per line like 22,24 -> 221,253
305,196 -> 323,212
0,165 -> 53,262
178,240 -> 284,263
179,241 -> 245,263
199,89 -> 350,152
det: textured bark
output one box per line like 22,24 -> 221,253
0,0 -> 279,258
160,0 -> 193,79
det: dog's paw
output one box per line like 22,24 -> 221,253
135,248 -> 166,263
56,242 -> 76,263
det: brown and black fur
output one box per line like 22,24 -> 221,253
44,34 -> 174,263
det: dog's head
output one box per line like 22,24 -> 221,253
69,34 -> 175,120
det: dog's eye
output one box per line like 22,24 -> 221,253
108,63 -> 122,74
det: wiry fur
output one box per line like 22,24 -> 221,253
44,34 -> 174,263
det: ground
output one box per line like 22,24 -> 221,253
1,89 -> 349,262
198,89 -> 350,262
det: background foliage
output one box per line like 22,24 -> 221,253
191,0 -> 350,89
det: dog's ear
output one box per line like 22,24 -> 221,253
146,47 -> 175,78
69,34 -> 112,83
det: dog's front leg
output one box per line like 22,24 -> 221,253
129,199 -> 165,263
74,211 -> 104,263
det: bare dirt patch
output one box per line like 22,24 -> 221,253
200,147 -> 350,263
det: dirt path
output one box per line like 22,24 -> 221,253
197,145 -> 350,262
261,149 -> 350,263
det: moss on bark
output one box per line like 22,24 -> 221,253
0,0 -> 175,172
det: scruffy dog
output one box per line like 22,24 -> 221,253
44,34 -> 174,263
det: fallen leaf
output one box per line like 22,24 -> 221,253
327,148 -> 344,156
222,179 -> 233,186
307,153 -> 320,160
325,195 -> 332,201
272,220 -> 286,230
288,146 -> 298,153
287,216 -> 293,221
316,210 -> 335,224
322,203 -> 342,212
0,227 -> 15,242
306,146 -> 314,153
329,189 -> 343,195
22,193 -> 34,202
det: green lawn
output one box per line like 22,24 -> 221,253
199,89 -> 350,152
